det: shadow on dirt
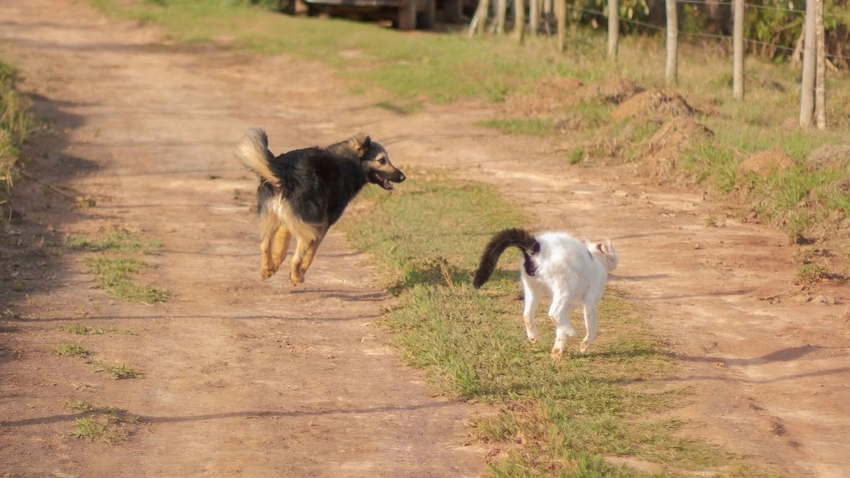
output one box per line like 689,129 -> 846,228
0,91 -> 94,304
2,400 -> 463,427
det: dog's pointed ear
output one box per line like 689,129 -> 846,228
348,133 -> 372,157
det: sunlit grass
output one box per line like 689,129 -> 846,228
341,176 -> 779,475
83,256 -> 170,303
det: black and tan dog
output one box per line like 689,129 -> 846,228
235,128 -> 405,286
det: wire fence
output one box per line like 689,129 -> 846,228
472,0 -> 850,65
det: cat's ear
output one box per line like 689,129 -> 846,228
596,243 -> 604,252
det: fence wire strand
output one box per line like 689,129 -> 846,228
543,1 -> 850,63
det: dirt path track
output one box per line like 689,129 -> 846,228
1,1 -> 849,477
0,1 -> 484,476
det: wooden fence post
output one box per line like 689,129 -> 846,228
496,0 -> 507,34
515,0 -> 527,43
470,0 -> 491,37
815,0 -> 826,129
608,0 -> 619,60
530,0 -> 539,37
733,0 -> 744,99
800,0 -> 816,126
665,0 -> 678,84
557,0 -> 566,52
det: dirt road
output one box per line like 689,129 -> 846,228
1,1 -> 848,477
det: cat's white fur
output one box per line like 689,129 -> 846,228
519,232 -> 618,361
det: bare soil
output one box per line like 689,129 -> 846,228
1,1 -> 849,477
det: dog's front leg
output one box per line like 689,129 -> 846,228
299,232 -> 326,276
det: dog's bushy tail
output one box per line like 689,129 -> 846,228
473,228 -> 540,289
234,128 -> 280,188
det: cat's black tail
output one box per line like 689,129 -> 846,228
473,228 -> 541,289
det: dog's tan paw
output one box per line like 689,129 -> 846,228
260,268 -> 275,281
550,348 -> 563,362
289,271 -> 305,287
580,340 -> 590,354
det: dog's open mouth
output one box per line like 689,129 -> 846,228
371,173 -> 395,190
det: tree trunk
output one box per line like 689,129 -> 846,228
800,0 -> 816,127
515,0 -> 526,43
815,0 -> 826,129
732,0 -> 744,99
665,0 -> 678,84
607,0 -> 619,60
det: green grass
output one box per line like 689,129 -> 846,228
52,342 -> 144,379
475,118 -> 554,136
92,362 -> 145,379
83,256 -> 169,303
52,343 -> 93,358
67,231 -> 164,254
341,176 -> 778,475
0,60 -> 34,209
67,400 -> 140,444
64,323 -> 133,335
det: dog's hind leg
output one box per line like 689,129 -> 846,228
259,212 -> 280,281
270,226 -> 292,274
289,223 -> 324,287
289,238 -> 310,287
299,229 -> 327,276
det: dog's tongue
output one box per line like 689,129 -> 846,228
382,178 -> 393,190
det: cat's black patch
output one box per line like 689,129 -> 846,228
523,253 -> 537,277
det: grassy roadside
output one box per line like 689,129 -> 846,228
0,59 -> 33,214
341,178 -> 778,476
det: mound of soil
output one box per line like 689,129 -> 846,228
577,78 -> 644,104
612,89 -> 696,122
502,76 -> 584,116
805,144 -> 850,170
641,118 -> 714,177
737,149 -> 796,177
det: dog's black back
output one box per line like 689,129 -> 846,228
261,147 -> 367,226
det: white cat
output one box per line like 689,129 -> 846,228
473,228 -> 618,361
